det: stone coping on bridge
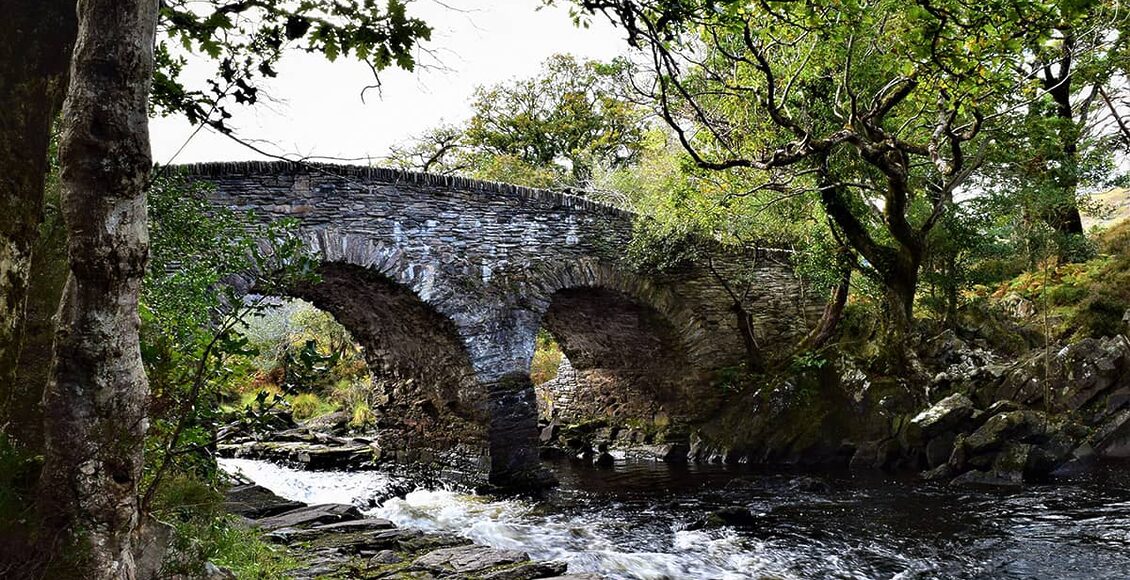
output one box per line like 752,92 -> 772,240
170,160 -> 634,218
171,159 -> 798,266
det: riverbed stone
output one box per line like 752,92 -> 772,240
203,561 -> 238,579
254,503 -> 363,530
264,518 -> 399,544
398,532 -> 474,553
964,410 -> 1041,454
223,484 -> 306,519
481,560 -> 570,580
370,549 -> 403,565
950,468 -> 1022,487
411,545 -> 530,574
220,440 -> 376,470
691,505 -> 759,530
306,528 -> 420,553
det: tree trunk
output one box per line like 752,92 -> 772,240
0,0 -> 76,444
38,1 -> 158,578
796,264 -> 851,353
1042,37 -> 1085,239
882,264 -> 918,346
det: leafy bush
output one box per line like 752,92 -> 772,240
530,329 -> 563,385
350,402 -> 376,428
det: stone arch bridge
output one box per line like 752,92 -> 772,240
180,161 -> 819,489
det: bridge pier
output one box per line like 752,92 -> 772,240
485,372 -> 555,490
465,310 -> 557,491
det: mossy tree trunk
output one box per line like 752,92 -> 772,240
0,0 -> 77,447
38,1 -> 158,577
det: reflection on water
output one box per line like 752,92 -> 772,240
219,457 -> 1130,579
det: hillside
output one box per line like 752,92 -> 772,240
1084,187 -> 1130,230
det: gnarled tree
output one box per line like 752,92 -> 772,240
561,0 -> 1026,354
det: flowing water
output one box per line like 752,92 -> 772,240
219,457 -> 1130,579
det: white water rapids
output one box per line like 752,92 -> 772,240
219,457 -> 1130,579
219,458 -> 790,579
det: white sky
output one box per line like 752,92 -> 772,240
149,0 -> 628,165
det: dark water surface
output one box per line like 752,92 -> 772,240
220,457 -> 1130,579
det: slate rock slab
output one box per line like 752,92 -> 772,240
253,503 -> 363,530
412,544 -> 529,574
223,484 -> 306,519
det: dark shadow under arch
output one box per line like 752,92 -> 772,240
289,262 -> 488,455
537,286 -> 711,424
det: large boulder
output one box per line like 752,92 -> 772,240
911,393 -> 976,438
945,409 -> 1087,485
964,410 -> 1051,454
995,335 -> 1130,413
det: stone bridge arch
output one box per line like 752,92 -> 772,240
184,161 -> 822,489
520,259 -> 720,430
231,230 -> 506,479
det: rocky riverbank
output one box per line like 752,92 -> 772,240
221,480 -> 597,579
215,323 -> 1130,493
901,333 -> 1130,485
531,329 -> 1130,488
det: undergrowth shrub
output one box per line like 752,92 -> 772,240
153,475 -> 295,579
290,393 -> 332,421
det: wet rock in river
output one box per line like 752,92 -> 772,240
411,545 -> 529,574
263,518 -> 397,544
690,505 -> 759,529
253,503 -> 363,530
222,484 -> 306,519
219,439 -> 377,470
785,475 -> 834,494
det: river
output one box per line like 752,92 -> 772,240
219,457 -> 1130,579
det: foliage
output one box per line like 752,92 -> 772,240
141,173 -> 319,505
464,54 -> 645,185
977,219 -> 1130,340
350,402 -> 376,428
152,0 -> 432,132
384,124 -> 469,175
152,475 -> 295,579
234,299 -> 373,421
386,54 -> 647,190
531,329 -> 563,385
0,434 -> 41,560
